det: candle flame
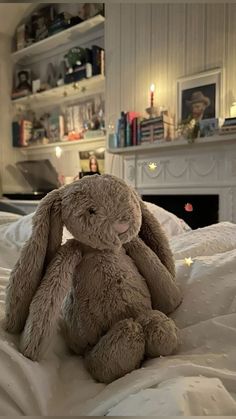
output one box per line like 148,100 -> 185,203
150,84 -> 155,92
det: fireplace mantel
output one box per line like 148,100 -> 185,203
109,134 -> 236,223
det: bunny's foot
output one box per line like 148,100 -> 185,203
85,319 -> 145,383
137,310 -> 179,357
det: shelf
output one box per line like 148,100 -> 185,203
108,133 -> 236,154
11,75 -> 105,109
11,15 -> 105,64
19,136 -> 106,155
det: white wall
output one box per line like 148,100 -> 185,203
105,3 -> 236,177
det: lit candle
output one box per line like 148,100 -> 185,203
150,84 -> 155,107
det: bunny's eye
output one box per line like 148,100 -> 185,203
88,208 -> 96,215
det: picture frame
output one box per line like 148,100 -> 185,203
199,118 -> 219,138
78,148 -> 105,176
177,68 -> 222,124
14,69 -> 32,93
77,3 -> 104,21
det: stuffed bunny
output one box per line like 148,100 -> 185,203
5,174 -> 182,383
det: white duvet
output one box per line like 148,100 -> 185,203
0,215 -> 236,415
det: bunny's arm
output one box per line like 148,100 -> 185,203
124,237 -> 182,314
19,239 -> 82,361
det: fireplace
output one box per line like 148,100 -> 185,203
142,194 -> 219,229
111,135 -> 236,225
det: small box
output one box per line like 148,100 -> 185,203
16,24 -> 27,51
48,113 -> 65,142
64,67 -> 87,84
32,79 -> 41,94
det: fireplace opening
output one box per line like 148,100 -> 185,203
142,194 -> 219,229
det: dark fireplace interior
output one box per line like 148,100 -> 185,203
142,194 -> 219,229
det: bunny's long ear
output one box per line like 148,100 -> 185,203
138,200 -> 176,278
5,188 -> 63,334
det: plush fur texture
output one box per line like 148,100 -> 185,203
5,174 -> 182,383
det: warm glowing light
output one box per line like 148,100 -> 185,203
184,257 -> 193,267
150,84 -> 155,107
148,162 -> 157,171
150,84 -> 155,92
55,146 -> 62,158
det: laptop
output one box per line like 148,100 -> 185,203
3,159 -> 60,201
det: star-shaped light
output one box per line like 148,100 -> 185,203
148,162 -> 158,171
184,257 -> 193,267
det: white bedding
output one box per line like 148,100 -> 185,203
0,214 -> 236,415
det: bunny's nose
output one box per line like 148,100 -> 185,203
113,222 -> 129,234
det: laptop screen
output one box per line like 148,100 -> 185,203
16,159 -> 60,192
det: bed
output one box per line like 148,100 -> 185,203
0,205 -> 236,415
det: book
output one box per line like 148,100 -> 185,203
92,45 -> 105,76
222,117 -> 236,126
115,112 -> 144,148
119,112 -> 126,147
12,120 -> 32,147
141,115 -> 164,127
92,45 -> 101,75
48,113 -> 64,141
101,49 -> 105,76
132,118 -> 137,146
137,117 -> 143,145
140,114 -> 175,143
219,125 -> 236,134
125,112 -> 141,146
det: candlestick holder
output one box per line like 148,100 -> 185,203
145,106 -> 160,119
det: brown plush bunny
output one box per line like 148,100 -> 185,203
5,174 -> 182,383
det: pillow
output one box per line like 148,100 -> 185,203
0,213 -> 32,244
0,202 -> 191,249
144,202 -> 191,238
0,213 -> 72,269
0,212 -> 71,248
0,211 -> 23,226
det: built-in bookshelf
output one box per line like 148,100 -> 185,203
11,74 -> 105,110
11,12 -> 105,155
19,136 -> 106,155
11,15 -> 105,65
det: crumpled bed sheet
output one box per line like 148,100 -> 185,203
0,221 -> 236,415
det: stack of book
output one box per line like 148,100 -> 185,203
140,116 -> 164,143
115,111 -> 175,148
116,111 -> 143,147
140,114 -> 175,143
219,117 -> 236,135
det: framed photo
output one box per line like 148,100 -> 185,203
78,3 -> 104,21
199,118 -> 218,138
14,69 -> 32,93
78,148 -> 105,177
177,68 -> 222,124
